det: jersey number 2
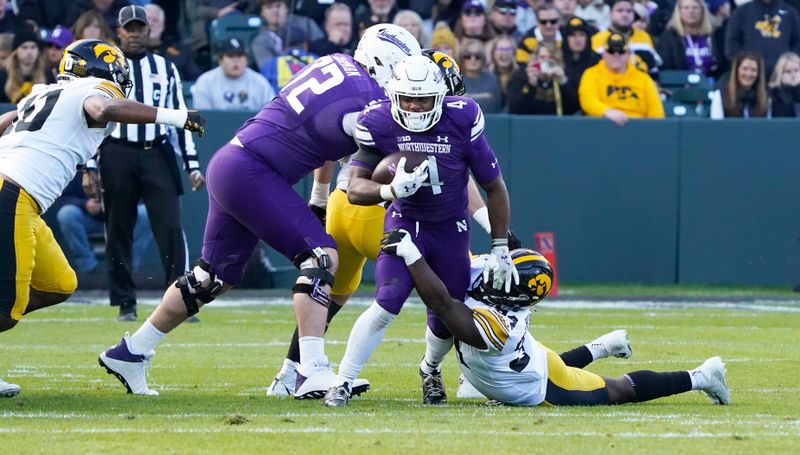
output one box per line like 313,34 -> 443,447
285,56 -> 345,114
14,89 -> 63,133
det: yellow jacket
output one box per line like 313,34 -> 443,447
578,60 -> 665,118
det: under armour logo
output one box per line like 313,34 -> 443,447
491,160 -> 497,168
456,219 -> 467,232
391,211 -> 402,218
437,136 -> 449,143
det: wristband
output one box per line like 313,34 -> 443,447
491,238 -> 508,250
380,184 -> 395,201
155,108 -> 188,128
472,206 -> 491,234
309,180 -> 330,207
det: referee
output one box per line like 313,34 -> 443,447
84,6 -> 205,321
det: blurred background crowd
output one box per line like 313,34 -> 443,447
0,0 -> 798,119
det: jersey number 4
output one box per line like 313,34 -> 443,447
14,89 -> 63,133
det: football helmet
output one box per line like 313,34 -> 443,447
354,23 -> 422,89
58,39 -> 133,95
468,249 -> 553,309
387,55 -> 447,132
422,49 -> 466,96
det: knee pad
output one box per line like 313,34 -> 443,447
175,259 -> 224,316
292,247 -> 335,307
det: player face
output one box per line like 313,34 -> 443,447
118,21 -> 149,55
610,1 -> 635,30
737,58 -> 759,88
220,53 -> 248,78
399,95 -> 435,112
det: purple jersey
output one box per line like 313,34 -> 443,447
233,54 -> 386,184
352,96 -> 500,222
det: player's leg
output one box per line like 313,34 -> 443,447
270,190 -> 386,397
98,145 -> 254,395
323,212 -> 417,407
559,329 -> 633,369
417,217 -> 471,405
26,217 -> 78,313
606,356 -> 730,405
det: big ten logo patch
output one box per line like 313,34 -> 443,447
756,14 -> 783,39
606,85 -> 639,100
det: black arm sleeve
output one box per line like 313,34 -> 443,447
351,143 -> 384,170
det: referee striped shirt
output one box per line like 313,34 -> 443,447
109,52 -> 199,172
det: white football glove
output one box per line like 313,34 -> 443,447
389,157 -> 429,199
381,229 -> 422,265
482,240 -> 520,293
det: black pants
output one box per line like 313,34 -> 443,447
98,140 -> 187,307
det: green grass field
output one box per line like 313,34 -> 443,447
1,290 -> 799,454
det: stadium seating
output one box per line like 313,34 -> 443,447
659,70 -> 712,118
208,14 -> 263,64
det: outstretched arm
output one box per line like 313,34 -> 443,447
381,230 -> 487,349
480,175 -> 510,240
82,96 -> 205,135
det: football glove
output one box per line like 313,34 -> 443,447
184,110 -> 206,137
309,203 -> 326,227
381,228 -> 422,265
390,157 -> 429,199
482,239 -> 520,293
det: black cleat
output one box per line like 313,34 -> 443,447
420,368 -> 447,405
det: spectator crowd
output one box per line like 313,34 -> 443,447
2,0 -> 800,119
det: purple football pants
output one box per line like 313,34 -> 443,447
375,203 -> 471,339
201,143 -> 335,285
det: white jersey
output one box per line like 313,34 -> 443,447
456,255 -> 549,406
0,77 -> 123,211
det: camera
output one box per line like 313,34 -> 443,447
540,60 -> 554,75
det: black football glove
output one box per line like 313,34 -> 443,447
309,204 -> 326,227
507,229 -> 521,250
184,110 -> 206,137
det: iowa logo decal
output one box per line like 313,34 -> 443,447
528,273 -> 552,298
755,14 -> 782,38
93,43 -> 125,66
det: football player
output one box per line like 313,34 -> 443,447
322,54 -> 518,407
98,24 -> 423,399
369,228 -> 732,407
267,49 -> 499,398
0,39 -> 205,398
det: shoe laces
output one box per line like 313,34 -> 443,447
422,371 -> 445,397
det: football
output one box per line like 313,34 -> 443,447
371,151 -> 430,184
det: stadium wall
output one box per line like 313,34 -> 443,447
15,103 -> 793,286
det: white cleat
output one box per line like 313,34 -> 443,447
294,363 -> 338,400
266,359 -> 298,397
98,335 -> 159,396
456,373 -> 486,399
693,356 -> 731,405
591,329 -> 633,359
0,377 -> 20,398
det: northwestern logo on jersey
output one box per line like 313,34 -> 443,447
397,142 -> 451,154
377,30 -> 413,55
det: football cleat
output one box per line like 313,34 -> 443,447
0,377 -> 21,398
456,373 -> 486,399
692,356 -> 731,405
321,383 -> 351,407
590,329 -> 633,359
98,334 -> 158,396
420,368 -> 447,405
294,363 -> 338,400
266,359 -> 298,397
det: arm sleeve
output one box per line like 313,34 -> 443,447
350,143 -> 384,170
578,68 -> 610,116
166,61 -> 200,173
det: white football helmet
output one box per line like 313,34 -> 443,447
387,55 -> 447,132
354,23 -> 422,89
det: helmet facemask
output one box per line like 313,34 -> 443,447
387,56 -> 447,132
467,249 -> 554,311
